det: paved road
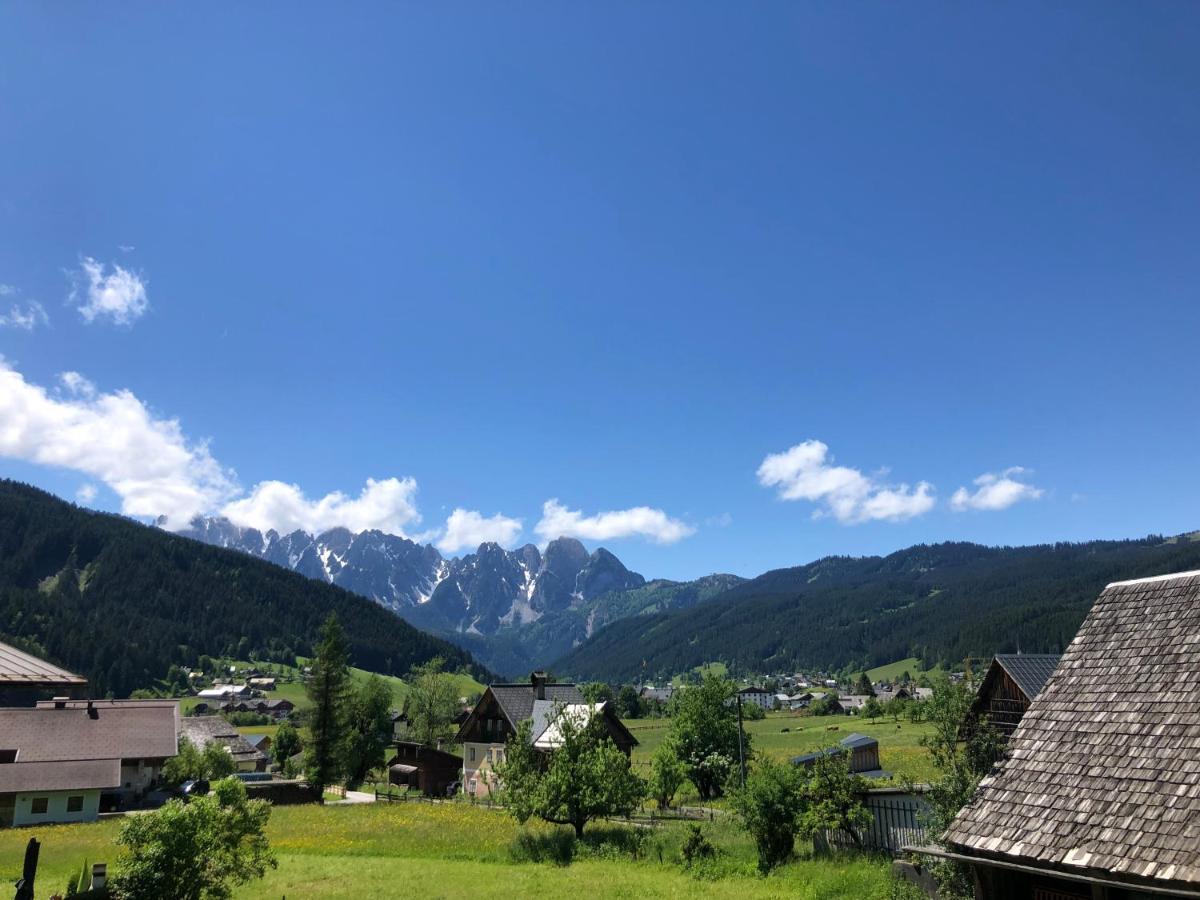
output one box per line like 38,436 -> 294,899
329,790 -> 376,804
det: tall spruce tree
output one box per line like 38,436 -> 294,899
305,614 -> 352,795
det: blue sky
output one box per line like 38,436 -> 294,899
1,3 -> 1198,581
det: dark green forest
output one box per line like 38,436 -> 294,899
0,481 -> 489,697
552,535 -> 1200,682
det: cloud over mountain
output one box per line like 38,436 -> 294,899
951,467 -> 1044,512
534,499 -> 694,545
221,477 -> 423,536
757,439 -> 935,523
0,361 -> 237,528
437,508 -> 523,553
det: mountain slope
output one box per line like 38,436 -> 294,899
180,516 -> 723,675
551,536 -> 1200,682
0,481 -> 489,697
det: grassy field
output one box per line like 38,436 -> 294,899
627,711 -> 937,794
855,657 -> 944,684
0,799 -> 897,899
670,661 -> 729,687
177,658 -> 484,717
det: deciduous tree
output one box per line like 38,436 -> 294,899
272,721 -> 301,769
648,739 -> 686,810
496,709 -> 645,839
113,777 -> 275,900
729,758 -> 806,872
405,656 -> 459,747
666,674 -> 744,800
797,752 -> 871,849
344,673 -> 394,787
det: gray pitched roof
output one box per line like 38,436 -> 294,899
991,653 -> 1061,701
489,683 -> 585,729
0,758 -> 121,793
945,570 -> 1200,889
0,640 -> 87,686
179,716 -> 267,765
0,701 -> 178,762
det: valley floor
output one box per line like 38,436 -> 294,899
629,711 -> 938,794
0,798 -> 894,899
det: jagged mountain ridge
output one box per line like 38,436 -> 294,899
178,517 -> 646,633
178,516 -> 742,676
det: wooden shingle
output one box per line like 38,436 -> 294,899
944,570 -> 1200,889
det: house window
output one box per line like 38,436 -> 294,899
67,795 -> 84,813
468,746 -> 475,762
486,748 -> 493,762
30,797 -> 48,815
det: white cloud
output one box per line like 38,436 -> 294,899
0,301 -> 49,331
950,467 -> 1044,512
437,508 -> 523,553
0,284 -> 15,296
221,477 -> 422,536
0,360 -> 238,528
2,363 -> 456,538
74,257 -> 149,325
535,498 -> 695,545
59,371 -> 97,397
757,439 -> 935,524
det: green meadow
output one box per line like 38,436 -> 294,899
0,799 -> 896,899
627,710 -> 937,797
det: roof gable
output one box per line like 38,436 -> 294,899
991,653 -> 1061,701
488,683 -> 585,729
945,570 -> 1200,889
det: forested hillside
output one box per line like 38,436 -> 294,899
441,573 -> 744,676
0,481 -> 489,697
552,536 -> 1200,682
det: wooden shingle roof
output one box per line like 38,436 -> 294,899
0,640 -> 86,686
944,570 -> 1200,890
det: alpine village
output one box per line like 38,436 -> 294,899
3,5 -> 1198,900
0,482 -> 1196,899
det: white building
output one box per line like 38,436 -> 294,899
732,686 -> 774,711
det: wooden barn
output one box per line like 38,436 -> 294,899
386,741 -> 463,797
970,653 -> 1060,738
792,733 -> 890,778
941,570 -> 1200,899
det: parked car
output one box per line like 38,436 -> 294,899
179,779 -> 210,800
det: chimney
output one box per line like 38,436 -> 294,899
87,700 -> 98,720
91,862 -> 107,891
530,671 -> 547,700
52,697 -> 68,710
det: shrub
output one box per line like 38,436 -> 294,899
729,758 -> 806,873
113,777 -> 275,900
680,824 -> 716,868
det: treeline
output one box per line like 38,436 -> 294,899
552,536 -> 1200,682
0,480 -> 490,697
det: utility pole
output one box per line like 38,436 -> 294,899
736,695 -> 747,789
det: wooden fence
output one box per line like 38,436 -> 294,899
818,789 -> 930,855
